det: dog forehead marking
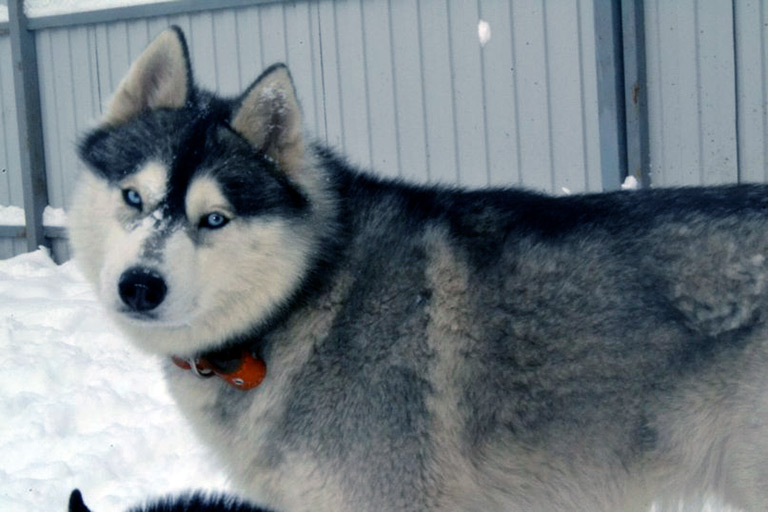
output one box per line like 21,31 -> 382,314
120,160 -> 169,206
186,176 -> 233,220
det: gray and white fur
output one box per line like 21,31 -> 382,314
69,27 -> 768,512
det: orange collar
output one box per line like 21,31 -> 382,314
172,349 -> 267,391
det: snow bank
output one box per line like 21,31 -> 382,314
0,205 -> 67,227
0,205 -> 25,226
622,175 -> 640,190
0,249 -> 228,512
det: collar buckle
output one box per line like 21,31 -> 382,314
171,350 -> 267,391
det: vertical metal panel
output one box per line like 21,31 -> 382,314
361,0 -> 399,178
97,23 -> 130,98
211,9 -> 241,96
258,2 -> 288,65
479,0 -> 522,186
388,0 -> 428,183
620,0 -> 650,188
0,33 -> 27,258
734,0 -> 768,183
418,0 -> 458,184
125,19 -> 151,61
577,0 -> 604,191
510,0 -> 553,191
317,0 -> 344,150
697,1 -> 739,184
330,0 -> 374,172
37,27 -> 92,209
447,1 -> 488,187
234,8 -> 264,88
9,0 -> 49,252
547,0 -> 594,193
644,0 -> 738,186
0,34 -> 23,208
284,1 -> 322,137
188,12 -> 217,91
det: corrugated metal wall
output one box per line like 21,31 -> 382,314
0,33 -> 27,259
644,0 -> 767,186
735,0 -> 768,182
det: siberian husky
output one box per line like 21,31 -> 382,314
70,27 -> 768,512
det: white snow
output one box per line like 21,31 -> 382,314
0,206 -> 68,227
0,205 -> 25,226
0,249 -> 228,512
44,206 -> 68,227
0,5 -> 8,23
477,19 -> 491,47
622,175 -> 640,190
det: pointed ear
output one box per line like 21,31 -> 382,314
231,64 -> 305,175
104,26 -> 192,126
68,489 -> 91,512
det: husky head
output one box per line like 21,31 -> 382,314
69,27 -> 333,356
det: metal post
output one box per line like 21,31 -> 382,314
8,0 -> 49,251
593,0 -> 627,191
620,0 -> 651,188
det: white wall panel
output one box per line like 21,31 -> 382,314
361,0 -> 399,179
285,1 -> 322,137
735,0 -> 768,183
479,0 -> 522,186
645,0 -> 739,186
448,0 -> 488,188
0,33 -> 26,258
331,0 -> 374,172
418,0 -> 459,184
388,0 -> 428,183
510,0 -> 553,191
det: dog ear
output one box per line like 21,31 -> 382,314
104,26 -> 192,126
231,64 -> 305,176
68,489 -> 92,512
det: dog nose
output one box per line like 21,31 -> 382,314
118,267 -> 167,312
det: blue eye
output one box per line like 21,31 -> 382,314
200,212 -> 229,229
122,188 -> 143,209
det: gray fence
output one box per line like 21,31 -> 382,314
0,0 -> 766,261
645,0 -> 768,186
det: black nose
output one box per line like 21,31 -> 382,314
118,267 -> 167,312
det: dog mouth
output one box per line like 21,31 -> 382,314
115,306 -> 193,329
119,308 -> 160,322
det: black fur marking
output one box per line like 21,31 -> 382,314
69,489 -> 272,512
126,492 -> 272,512
69,489 -> 90,512
166,25 -> 196,108
239,63 -> 291,102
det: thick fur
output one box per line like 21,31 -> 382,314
70,27 -> 768,512
68,489 -> 270,512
